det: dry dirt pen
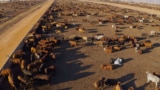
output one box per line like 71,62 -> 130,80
0,0 -> 44,23
1,0 -> 160,90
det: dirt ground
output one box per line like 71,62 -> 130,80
0,0 -> 44,32
34,0 -> 160,90
1,0 -> 160,90
0,0 -> 54,70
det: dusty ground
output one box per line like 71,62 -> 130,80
0,0 -> 44,32
0,0 -> 55,70
34,0 -> 160,90
1,0 -> 160,90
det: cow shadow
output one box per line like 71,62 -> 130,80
137,26 -> 144,30
117,73 -> 149,90
142,47 -> 153,54
153,43 -> 160,47
123,58 -> 133,64
98,24 -> 106,26
87,29 -> 98,33
50,40 -> 95,85
117,73 -> 135,84
121,78 -> 137,89
57,87 -> 72,90
104,73 -> 136,89
121,78 -> 149,90
119,26 -> 128,29
136,83 -> 149,90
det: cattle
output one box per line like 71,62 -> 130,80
33,74 -> 49,81
27,60 -> 43,74
12,50 -> 25,59
105,79 -> 118,87
129,24 -> 137,29
8,74 -> 17,90
139,19 -> 144,23
143,41 -> 152,48
81,36 -> 88,43
112,24 -> 117,30
91,21 -> 97,26
77,27 -> 85,33
115,82 -> 123,90
146,71 -> 160,87
113,45 -> 122,51
0,68 -> 11,77
69,40 -> 77,47
100,64 -> 112,70
98,19 -> 103,25
42,25 -> 47,30
49,52 -> 56,61
17,75 -> 29,85
21,69 -> 32,76
11,58 -> 21,64
137,49 -> 143,54
55,30 -> 61,33
110,58 -> 123,65
20,60 -> 26,70
94,41 -> 104,47
150,31 -> 156,37
94,77 -> 105,90
44,65 -> 55,74
56,23 -> 65,28
128,87 -> 134,90
104,46 -> 113,53
95,34 -> 105,40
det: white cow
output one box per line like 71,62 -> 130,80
124,15 -> 128,19
95,34 -> 104,40
112,24 -> 117,30
114,58 -> 122,65
146,71 -> 160,87
111,58 -> 123,65
139,18 -> 144,23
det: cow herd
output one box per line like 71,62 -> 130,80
1,0 -> 160,90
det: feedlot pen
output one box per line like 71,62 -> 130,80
1,0 -> 160,90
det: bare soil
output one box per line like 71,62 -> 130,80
1,0 -> 160,90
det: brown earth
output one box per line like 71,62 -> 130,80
1,0 -> 160,90
0,0 -> 55,70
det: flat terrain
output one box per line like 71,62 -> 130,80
0,0 -> 55,70
1,0 -> 160,90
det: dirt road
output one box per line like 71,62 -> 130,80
82,0 -> 160,16
0,0 -> 55,70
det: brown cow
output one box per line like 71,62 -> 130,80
94,77 -> 105,90
115,82 -> 123,90
104,46 -> 113,53
8,74 -> 17,90
101,64 -> 112,70
33,74 -> 49,81
11,58 -> 21,64
143,41 -> 152,48
17,75 -> 28,85
113,46 -> 122,51
128,87 -> 134,90
69,40 -> 77,47
20,60 -> 26,70
94,41 -> 104,47
0,68 -> 11,77
44,65 -> 55,74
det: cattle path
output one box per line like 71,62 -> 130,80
81,0 -> 160,16
0,0 -> 55,70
